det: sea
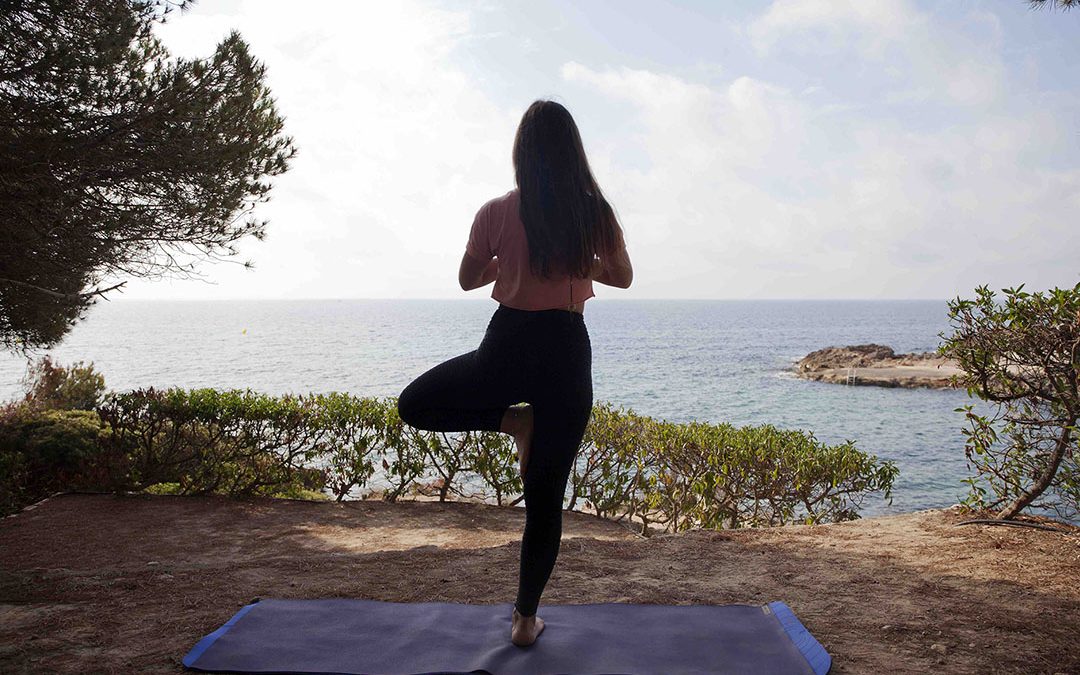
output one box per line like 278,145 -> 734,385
0,298 -> 992,518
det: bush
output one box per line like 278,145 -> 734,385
96,388 -> 348,497
0,357 -> 110,515
571,404 -> 897,535
143,482 -> 183,495
404,428 -> 522,505
21,356 -> 106,411
0,442 -> 26,515
462,430 -> 521,506
1,371 -> 899,530
377,400 -> 430,501
315,393 -> 385,501
941,282 -> 1080,520
0,404 -> 109,514
570,403 -> 658,521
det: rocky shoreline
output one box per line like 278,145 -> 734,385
794,343 -> 961,389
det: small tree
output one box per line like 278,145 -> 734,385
940,282 -> 1080,520
0,0 -> 295,350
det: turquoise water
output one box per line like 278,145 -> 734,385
0,298 -> 988,517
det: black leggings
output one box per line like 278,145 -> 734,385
397,304 -> 593,617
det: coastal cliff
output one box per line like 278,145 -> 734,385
794,344 -> 961,389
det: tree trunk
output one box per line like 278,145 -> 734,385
997,416 -> 1075,519
439,473 -> 451,502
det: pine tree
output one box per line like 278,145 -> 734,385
0,0 -> 295,350
1029,0 -> 1079,10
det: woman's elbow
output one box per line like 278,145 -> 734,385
458,269 -> 479,292
595,266 -> 632,289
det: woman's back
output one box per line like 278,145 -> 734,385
467,189 -> 599,312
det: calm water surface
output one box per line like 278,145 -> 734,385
0,299 -> 988,517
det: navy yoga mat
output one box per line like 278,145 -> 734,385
183,598 -> 831,675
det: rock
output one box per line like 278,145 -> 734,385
930,643 -> 948,655
793,344 -> 961,390
798,344 -> 897,372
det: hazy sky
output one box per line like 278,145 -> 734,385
122,0 -> 1080,301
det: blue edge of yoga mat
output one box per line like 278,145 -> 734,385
183,599 -> 831,675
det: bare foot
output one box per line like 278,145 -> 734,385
511,607 -> 545,647
501,405 -> 534,478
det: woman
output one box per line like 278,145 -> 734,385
397,99 -> 633,647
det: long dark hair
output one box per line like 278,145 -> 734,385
513,100 -> 623,280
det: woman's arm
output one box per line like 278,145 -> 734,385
591,242 -> 633,289
459,252 -> 498,291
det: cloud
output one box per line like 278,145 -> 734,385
749,0 -> 916,57
749,0 -> 1003,107
560,58 -> 1080,298
118,1 -> 1079,302
124,0 -> 519,300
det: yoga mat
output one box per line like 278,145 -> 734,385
183,598 -> 831,675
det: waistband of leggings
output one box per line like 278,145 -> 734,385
495,303 -> 585,322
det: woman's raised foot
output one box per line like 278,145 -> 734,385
502,405 -> 534,478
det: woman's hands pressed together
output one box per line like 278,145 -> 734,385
590,245 -> 633,289
458,252 -> 499,291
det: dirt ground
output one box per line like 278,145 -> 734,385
1,493 -> 1078,674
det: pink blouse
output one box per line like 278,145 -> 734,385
466,189 -> 597,311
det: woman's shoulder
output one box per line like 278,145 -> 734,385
476,189 -> 518,219
490,188 -> 518,207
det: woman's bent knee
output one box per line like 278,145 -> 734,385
396,382 -> 422,428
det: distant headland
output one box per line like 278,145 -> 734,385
794,344 -> 961,389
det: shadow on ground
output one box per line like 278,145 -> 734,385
1,493 -> 1077,674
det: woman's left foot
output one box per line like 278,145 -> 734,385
514,405 -> 534,477
501,405 -> 534,477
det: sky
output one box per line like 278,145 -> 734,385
121,0 -> 1080,301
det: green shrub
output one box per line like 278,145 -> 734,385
0,444 -> 28,515
143,482 -> 183,495
646,421 -> 897,531
22,356 -> 106,411
261,484 -> 331,501
2,373 -> 899,531
463,430 -> 522,506
0,404 -> 109,515
371,399 -> 522,505
570,403 -> 658,522
941,282 -> 1080,520
315,393 -> 384,501
573,406 -> 898,535
94,389 -> 397,501
96,388 -> 330,497
378,401 -> 430,502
